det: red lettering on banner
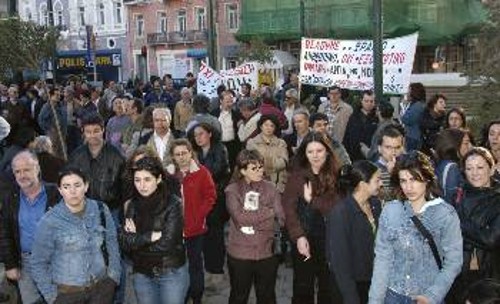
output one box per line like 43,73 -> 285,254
304,39 -> 340,51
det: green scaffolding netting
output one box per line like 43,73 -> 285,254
236,0 -> 488,45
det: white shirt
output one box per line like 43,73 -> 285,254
219,109 -> 235,142
283,106 -> 295,135
153,131 -> 171,161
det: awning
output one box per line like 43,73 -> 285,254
187,48 -> 207,58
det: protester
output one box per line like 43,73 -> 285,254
368,151 -> 463,303
225,149 -> 285,304
327,160 -> 382,304
31,167 -> 121,304
282,132 -> 341,304
401,82 -> 426,151
0,151 -> 61,304
119,157 -> 188,304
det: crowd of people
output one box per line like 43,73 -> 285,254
0,75 -> 499,304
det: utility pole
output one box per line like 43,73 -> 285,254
47,0 -> 57,82
373,0 -> 383,103
207,0 -> 217,68
300,0 -> 305,37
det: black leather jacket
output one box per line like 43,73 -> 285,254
456,181 -> 500,279
0,183 -> 60,270
68,143 -> 125,209
119,187 -> 186,276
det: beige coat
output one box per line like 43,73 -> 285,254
247,133 -> 288,193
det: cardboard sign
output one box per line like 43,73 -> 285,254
197,62 -> 259,98
299,33 -> 418,94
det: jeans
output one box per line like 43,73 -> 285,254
110,208 -> 125,304
227,255 -> 279,304
132,263 -> 189,304
384,288 -> 415,304
19,253 -> 43,304
185,235 -> 204,304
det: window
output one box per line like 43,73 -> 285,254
40,4 -> 48,26
114,2 -> 122,25
78,6 -> 86,26
136,15 -> 144,37
54,2 -> 63,26
226,4 -> 238,30
177,9 -> 186,33
98,3 -> 105,26
157,12 -> 167,33
195,7 -> 206,31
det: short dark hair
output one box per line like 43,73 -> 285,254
409,82 -> 426,102
81,115 -> 104,129
242,83 -> 252,91
434,128 -> 464,162
377,125 -> 405,146
231,149 -> 264,182
57,167 -> 88,186
217,84 -> 226,95
427,93 -> 447,111
192,94 -> 210,114
378,102 -> 394,119
132,98 -> 144,114
309,112 -> 329,126
257,114 -> 281,137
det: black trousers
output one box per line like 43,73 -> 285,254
203,221 -> 226,274
227,255 -> 279,304
291,245 -> 340,304
54,277 -> 116,304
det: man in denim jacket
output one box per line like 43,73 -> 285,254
30,169 -> 121,304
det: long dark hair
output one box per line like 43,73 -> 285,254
292,132 -> 340,197
131,156 -> 169,199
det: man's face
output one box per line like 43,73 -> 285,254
12,156 -> 40,192
8,88 -> 18,100
83,124 -> 104,147
165,79 -> 174,90
153,81 -> 161,91
51,90 -> 61,102
241,85 -> 250,96
312,119 -> 329,135
153,112 -> 170,135
328,88 -> 341,103
361,93 -> 376,113
221,94 -> 234,110
378,135 -> 404,163
181,90 -> 191,101
293,113 -> 309,134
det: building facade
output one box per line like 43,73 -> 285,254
18,0 -> 127,82
124,0 -> 241,82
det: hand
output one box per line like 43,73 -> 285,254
414,295 -> 430,304
360,143 -> 370,157
124,218 -> 136,233
6,268 -> 21,281
303,182 -> 313,203
151,231 -> 162,242
387,156 -> 396,173
296,236 -> 311,260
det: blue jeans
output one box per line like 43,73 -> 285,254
132,263 -> 189,304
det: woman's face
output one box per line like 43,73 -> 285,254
448,112 -> 463,129
488,123 -> 500,152
59,174 -> 88,210
172,145 -> 193,169
240,162 -> 264,183
398,170 -> 427,204
194,127 -> 211,148
434,98 -> 446,114
260,120 -> 276,137
306,141 -> 327,171
465,154 -> 492,188
134,169 -> 160,197
459,134 -> 473,158
364,170 -> 382,197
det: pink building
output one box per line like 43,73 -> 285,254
124,0 -> 241,81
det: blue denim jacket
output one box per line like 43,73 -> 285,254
31,199 -> 121,304
368,198 -> 463,304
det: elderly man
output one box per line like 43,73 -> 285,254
138,107 -> 175,168
0,150 -> 60,304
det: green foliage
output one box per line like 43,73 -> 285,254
237,37 -> 273,64
0,18 -> 59,81
464,0 -> 500,137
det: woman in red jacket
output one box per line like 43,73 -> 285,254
166,138 -> 216,304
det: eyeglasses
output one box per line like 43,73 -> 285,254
174,151 -> 190,157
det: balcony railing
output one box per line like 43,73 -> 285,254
147,30 -> 208,45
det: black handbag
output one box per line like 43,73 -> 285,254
411,215 -> 443,270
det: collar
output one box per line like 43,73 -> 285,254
166,159 -> 200,175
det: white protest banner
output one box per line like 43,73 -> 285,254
197,62 -> 222,99
197,62 -> 259,98
299,32 -> 418,94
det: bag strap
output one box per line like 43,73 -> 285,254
410,215 -> 442,270
97,201 -> 109,267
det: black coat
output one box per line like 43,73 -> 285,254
456,182 -> 500,280
343,109 -> 379,161
119,188 -> 186,275
68,143 -> 125,209
420,109 -> 445,156
0,183 -> 60,270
